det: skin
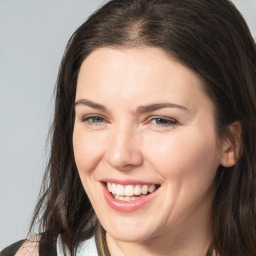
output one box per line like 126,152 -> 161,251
73,47 -> 234,256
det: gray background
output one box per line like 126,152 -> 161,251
0,0 -> 255,249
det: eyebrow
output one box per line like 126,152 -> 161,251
136,103 -> 189,113
75,99 -> 106,110
75,99 -> 189,113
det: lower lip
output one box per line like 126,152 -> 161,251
101,183 -> 160,213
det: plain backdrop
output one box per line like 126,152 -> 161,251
0,0 -> 255,249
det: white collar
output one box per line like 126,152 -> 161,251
56,234 -> 98,256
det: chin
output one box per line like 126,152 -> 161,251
108,230 -> 153,243
103,217 -> 159,243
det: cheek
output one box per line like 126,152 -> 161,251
73,129 -> 105,175
144,128 -> 220,182
73,129 -> 107,204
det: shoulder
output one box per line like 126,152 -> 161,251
1,233 -> 57,256
15,237 -> 40,256
1,240 -> 25,256
0,237 -> 39,256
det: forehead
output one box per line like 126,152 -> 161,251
76,47 -> 212,112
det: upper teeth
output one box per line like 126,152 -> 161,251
107,182 -> 157,196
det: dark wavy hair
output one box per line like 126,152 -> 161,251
29,0 -> 256,255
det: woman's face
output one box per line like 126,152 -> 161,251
73,47 -> 223,243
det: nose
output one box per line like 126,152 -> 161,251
105,125 -> 143,171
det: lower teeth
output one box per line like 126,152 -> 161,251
113,194 -> 147,201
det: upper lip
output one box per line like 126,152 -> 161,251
100,178 -> 160,185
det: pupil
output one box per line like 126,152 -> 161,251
95,117 -> 102,122
156,118 -> 167,124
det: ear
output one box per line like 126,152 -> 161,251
220,121 -> 242,168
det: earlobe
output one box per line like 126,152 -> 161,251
220,121 -> 242,168
220,146 -> 236,167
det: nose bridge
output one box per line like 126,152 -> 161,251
105,121 -> 142,169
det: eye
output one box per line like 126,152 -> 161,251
148,116 -> 177,127
81,115 -> 106,125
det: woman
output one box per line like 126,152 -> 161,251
1,0 -> 256,255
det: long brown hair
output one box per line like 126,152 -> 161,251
29,0 -> 256,255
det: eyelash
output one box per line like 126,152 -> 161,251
80,114 -> 177,128
81,115 -> 107,125
146,116 -> 177,127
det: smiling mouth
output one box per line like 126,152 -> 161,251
105,182 -> 161,202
